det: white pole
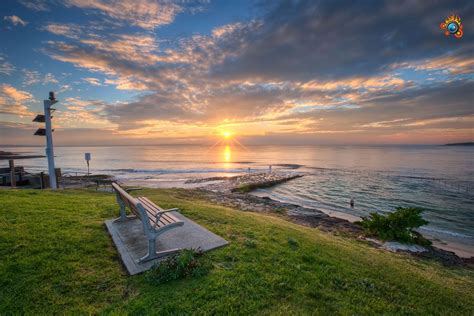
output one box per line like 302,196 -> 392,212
44,99 -> 57,189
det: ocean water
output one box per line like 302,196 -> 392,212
3,145 -> 473,247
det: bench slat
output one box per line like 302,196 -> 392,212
136,197 -> 180,226
136,198 -> 162,225
136,197 -> 160,215
137,197 -> 165,213
142,197 -> 181,223
135,198 -> 177,229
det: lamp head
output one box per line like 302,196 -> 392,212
49,91 -> 55,101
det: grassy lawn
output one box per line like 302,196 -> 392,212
1,188 -> 473,315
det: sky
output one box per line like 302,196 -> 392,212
0,0 -> 473,146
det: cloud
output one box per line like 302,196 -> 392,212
212,22 -> 243,38
105,92 -> 199,130
210,0 -> 474,81
43,23 -> 79,39
0,84 -> 34,116
79,33 -> 161,65
19,0 -> 49,11
43,73 -> 58,84
22,70 -> 58,85
58,84 -> 73,93
0,55 -> 15,75
279,80 -> 474,135
58,97 -> 112,128
403,54 -> 474,75
104,78 -> 148,90
36,0 -> 473,144
64,0 -> 184,29
4,15 -> 28,27
0,121 -> 113,146
22,70 -> 40,85
0,121 -> 212,146
43,40 -> 152,91
42,30 -> 164,75
42,28 -> 196,92
82,77 -> 102,86
300,75 -> 407,92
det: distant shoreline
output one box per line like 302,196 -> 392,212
445,142 -> 474,146
2,143 -> 472,148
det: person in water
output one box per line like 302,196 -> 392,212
350,197 -> 355,208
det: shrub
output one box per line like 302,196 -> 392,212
357,207 -> 431,246
146,249 -> 213,284
288,237 -> 299,250
244,239 -> 257,248
234,184 -> 253,193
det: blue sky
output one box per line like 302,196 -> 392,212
0,0 -> 255,106
0,0 -> 473,145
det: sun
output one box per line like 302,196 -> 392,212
221,131 -> 233,139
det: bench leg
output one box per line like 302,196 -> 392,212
114,197 -> 128,222
138,238 -> 181,264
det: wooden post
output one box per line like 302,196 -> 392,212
9,159 -> 16,187
55,168 -> 61,188
40,172 -> 45,189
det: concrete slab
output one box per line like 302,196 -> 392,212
105,212 -> 228,275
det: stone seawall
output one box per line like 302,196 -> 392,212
201,172 -> 303,193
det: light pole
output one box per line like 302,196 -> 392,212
44,93 -> 58,189
34,92 -> 58,189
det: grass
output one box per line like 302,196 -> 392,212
0,188 -> 473,315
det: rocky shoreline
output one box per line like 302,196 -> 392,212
176,172 -> 473,267
197,189 -> 471,266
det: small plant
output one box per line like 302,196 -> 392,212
357,207 -> 431,246
288,237 -> 299,250
146,249 -> 212,284
244,239 -> 257,248
234,184 -> 253,193
274,207 -> 286,214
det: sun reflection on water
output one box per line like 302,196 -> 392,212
224,145 -> 231,163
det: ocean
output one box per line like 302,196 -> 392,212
3,144 -> 473,250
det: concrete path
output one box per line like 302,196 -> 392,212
105,212 -> 228,275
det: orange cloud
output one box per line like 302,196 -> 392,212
65,0 -> 183,29
415,55 -> 474,75
4,15 -> 28,26
0,84 -> 34,117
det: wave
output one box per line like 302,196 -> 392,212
418,226 -> 474,240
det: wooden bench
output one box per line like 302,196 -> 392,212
112,182 -> 184,263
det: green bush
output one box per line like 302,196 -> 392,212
288,237 -> 299,250
146,249 -> 213,284
357,207 -> 431,246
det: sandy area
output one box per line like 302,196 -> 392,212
431,240 -> 474,259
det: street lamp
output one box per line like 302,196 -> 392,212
33,91 -> 58,189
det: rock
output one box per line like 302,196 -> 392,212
203,172 -> 303,193
382,241 -> 428,253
